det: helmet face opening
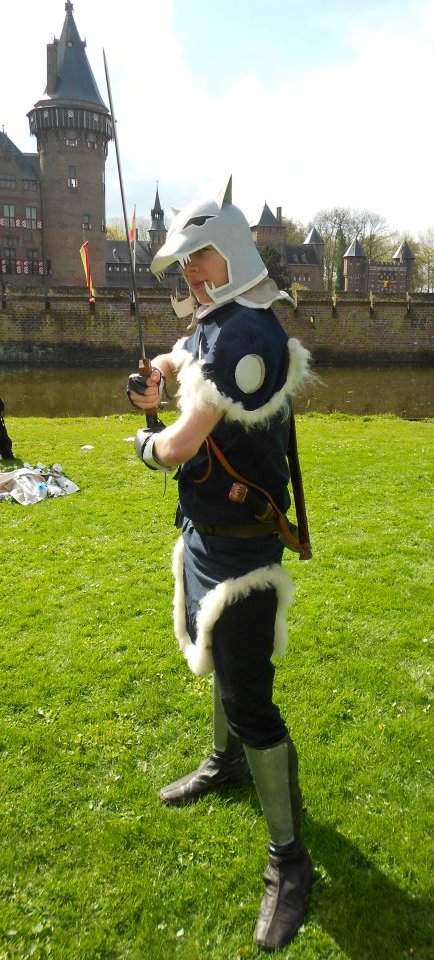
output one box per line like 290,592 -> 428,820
151,177 -> 268,305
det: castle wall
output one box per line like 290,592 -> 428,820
0,147 -> 43,279
0,289 -> 433,365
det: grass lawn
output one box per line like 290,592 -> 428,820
0,413 -> 433,960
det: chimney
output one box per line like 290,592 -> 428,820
276,206 -> 282,224
46,41 -> 58,97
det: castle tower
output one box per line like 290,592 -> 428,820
304,227 -> 325,277
27,2 -> 112,286
343,238 -> 368,293
251,203 -> 285,255
148,185 -> 167,255
393,240 -> 415,291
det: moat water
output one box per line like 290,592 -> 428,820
0,364 -> 432,419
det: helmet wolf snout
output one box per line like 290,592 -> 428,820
150,176 -> 268,306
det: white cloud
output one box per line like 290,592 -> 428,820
3,0 -> 433,236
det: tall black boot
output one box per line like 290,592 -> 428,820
244,735 -> 313,951
159,675 -> 250,806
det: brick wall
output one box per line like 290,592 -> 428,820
39,134 -> 107,287
274,292 -> 434,363
0,288 -> 433,365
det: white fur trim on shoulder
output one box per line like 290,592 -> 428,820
171,337 -> 188,358
172,537 -> 293,676
174,338 -> 312,426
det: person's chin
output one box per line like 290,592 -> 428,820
193,285 -> 212,305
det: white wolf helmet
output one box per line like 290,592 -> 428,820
150,176 -> 268,306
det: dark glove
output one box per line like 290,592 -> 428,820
127,367 -> 166,405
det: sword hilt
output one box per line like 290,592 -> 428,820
138,358 -> 165,432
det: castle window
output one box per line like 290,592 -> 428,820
0,177 -> 16,189
82,213 -> 92,230
65,138 -> 78,148
3,246 -> 16,273
26,248 -> 39,275
23,180 -> 37,191
3,204 -> 15,227
68,165 -> 78,189
26,206 -> 37,229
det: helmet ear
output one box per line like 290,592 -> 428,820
217,175 -> 232,208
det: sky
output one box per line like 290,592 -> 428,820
3,0 -> 434,237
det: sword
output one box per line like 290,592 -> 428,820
103,49 -> 164,432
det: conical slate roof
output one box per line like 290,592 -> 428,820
152,186 -> 163,215
0,130 -> 39,178
393,240 -> 415,261
253,202 -> 279,228
344,238 -> 366,259
38,2 -> 107,109
304,227 -> 323,245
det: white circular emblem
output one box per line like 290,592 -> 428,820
234,354 -> 266,394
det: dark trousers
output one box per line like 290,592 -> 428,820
211,586 -> 288,749
182,522 -> 288,750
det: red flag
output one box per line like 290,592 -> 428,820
79,241 -> 95,298
129,205 -> 136,243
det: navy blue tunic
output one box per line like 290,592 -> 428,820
178,302 -> 292,528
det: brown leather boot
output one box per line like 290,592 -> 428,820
244,736 -> 313,951
254,840 -> 313,951
159,735 -> 251,806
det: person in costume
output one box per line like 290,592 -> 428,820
0,397 -> 14,460
128,177 -> 313,951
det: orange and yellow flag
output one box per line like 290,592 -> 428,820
79,241 -> 96,298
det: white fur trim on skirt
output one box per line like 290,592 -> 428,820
171,536 -> 294,676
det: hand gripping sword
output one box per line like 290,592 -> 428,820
103,50 -> 164,432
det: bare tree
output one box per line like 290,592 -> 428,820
282,217 -> 306,245
313,207 -> 395,291
136,216 -> 151,240
313,207 -> 353,291
414,229 -> 434,291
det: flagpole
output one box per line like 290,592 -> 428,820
130,205 -> 137,308
103,50 -> 145,360
103,49 -> 163,432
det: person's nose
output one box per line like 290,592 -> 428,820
184,253 -> 199,274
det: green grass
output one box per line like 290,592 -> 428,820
0,413 -> 433,960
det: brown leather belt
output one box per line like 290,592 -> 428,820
192,521 -> 279,538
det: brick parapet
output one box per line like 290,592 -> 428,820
1,289 -> 433,365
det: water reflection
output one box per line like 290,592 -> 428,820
0,364 -> 432,419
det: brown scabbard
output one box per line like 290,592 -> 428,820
288,408 -> 312,560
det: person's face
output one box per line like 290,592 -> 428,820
181,246 -> 229,304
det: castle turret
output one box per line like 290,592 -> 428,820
251,202 -> 285,254
304,227 -> 324,276
343,238 -> 368,293
393,240 -> 415,290
148,185 -> 167,255
27,2 -> 112,286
